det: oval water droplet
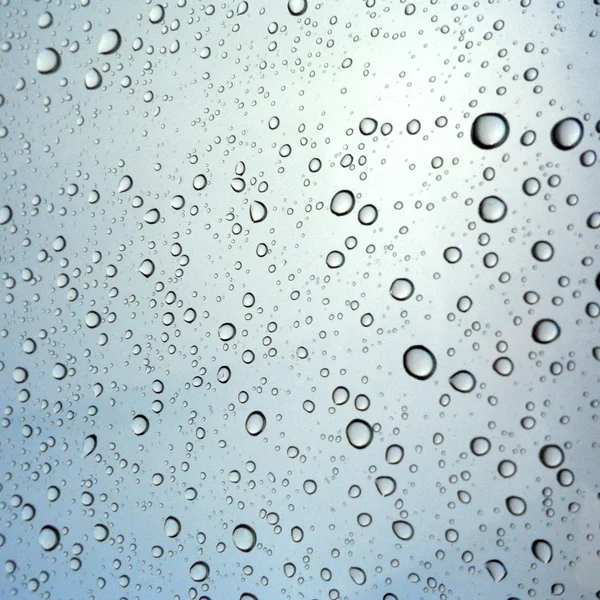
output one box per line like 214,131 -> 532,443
164,516 -> 181,538
403,345 -> 436,380
85,311 -> 101,329
232,524 -> 257,552
39,525 -> 60,551
532,319 -> 560,344
532,539 -> 553,564
93,524 -> 109,542
131,414 -> 149,436
346,419 -> 373,449
375,476 -> 397,497
349,566 -> 367,585
471,113 -> 509,149
84,68 -> 103,90
385,444 -> 404,464
245,411 -> 266,436
288,0 -> 308,16
330,190 -> 355,216
189,561 -> 209,582
250,201 -> 267,223
326,250 -> 345,269
218,322 -> 236,341
449,370 -> 476,393
83,434 -> 97,457
551,117 -> 583,150
118,175 -> 133,193
392,520 -> 414,541
98,29 -> 121,54
359,117 -> 378,135
506,496 -> 527,516
138,259 -> 155,278
485,559 -> 507,582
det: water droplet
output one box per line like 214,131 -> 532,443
131,414 -> 149,436
471,113 -> 509,149
506,496 -> 527,516
288,0 -> 308,16
138,259 -> 155,278
39,525 -> 60,551
149,4 -> 165,24
385,444 -> 404,464
531,240 -> 554,262
330,190 -> 355,216
392,520 -> 414,540
346,419 -> 373,449
144,208 -> 160,224
332,386 -> 350,405
532,539 -> 553,564
0,205 -> 12,225
189,561 -> 209,582
232,524 -> 257,552
118,175 -> 133,193
93,524 -> 109,542
470,436 -> 491,456
390,278 -> 414,301
246,411 -> 266,436
449,370 -> 476,393
551,117 -> 583,150
326,250 -> 345,269
218,322 -> 236,341
349,566 -> 367,585
407,119 -> 421,135
83,434 -> 97,457
479,196 -> 507,223
84,68 -> 103,90
485,559 -> 507,582
403,345 -> 437,380
85,311 -> 101,329
36,48 -> 61,74
375,476 -> 397,497
359,117 -> 378,135
98,29 -> 121,54
539,444 -> 564,468
532,319 -> 560,344
164,516 -> 181,538
193,174 -> 208,191
358,204 -> 378,225
250,201 -> 267,223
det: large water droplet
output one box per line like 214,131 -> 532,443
346,419 -> 373,449
539,444 -> 564,468
138,259 -> 155,278
392,520 -> 414,540
330,190 -> 355,216
389,278 -> 414,301
232,524 -> 257,552
326,250 -> 345,269
132,414 -> 149,436
164,516 -> 181,538
98,29 -> 122,54
506,496 -> 527,516
551,117 -> 583,150
83,434 -> 97,457
93,524 -> 109,542
470,436 -> 491,456
449,370 -> 476,393
189,561 -> 209,582
485,559 -> 507,582
375,476 -> 397,497
471,113 -> 509,149
478,196 -> 507,223
532,539 -> 553,564
532,319 -> 560,344
84,68 -> 103,90
36,48 -> 61,74
359,117 -> 378,136
250,201 -> 267,223
349,566 -> 367,585
403,345 -> 436,380
288,0 -> 308,16
246,411 -> 266,436
39,525 -> 60,551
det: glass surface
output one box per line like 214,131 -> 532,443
0,1 -> 599,599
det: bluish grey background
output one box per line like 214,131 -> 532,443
0,0 -> 599,598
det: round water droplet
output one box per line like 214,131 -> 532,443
144,208 -> 160,224
84,68 -> 102,90
471,113 -> 509,149
85,311 -> 101,328
232,524 -> 257,552
444,246 -> 462,264
551,117 -> 583,150
149,4 -> 165,23
532,539 -> 553,564
485,559 -> 507,582
359,117 -> 378,136
138,259 -> 155,278
493,356 -> 514,376
245,411 -> 266,436
470,436 -> 491,456
218,322 -> 236,341
403,345 -> 436,380
358,204 -> 378,225
94,524 -> 109,542
330,190 -> 355,216
326,250 -> 345,269
407,119 -> 421,135
37,48 -> 61,74
532,319 -> 560,344
478,196 -> 507,223
98,29 -> 121,54
449,370 -> 476,393
190,561 -> 209,582
193,174 -> 207,191
332,386 -> 350,405
539,444 -> 564,468
346,419 -> 373,449
531,240 -> 554,262
390,278 -> 414,301
164,516 -> 181,538
39,525 -> 60,551
132,414 -> 149,436
385,444 -> 404,464
392,520 -> 414,540
288,0 -> 308,16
